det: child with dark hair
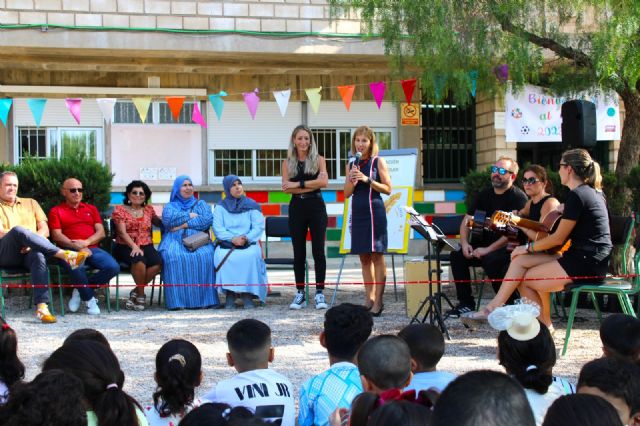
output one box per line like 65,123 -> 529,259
0,369 -> 87,426
203,319 -> 295,426
298,303 -> 373,426
600,313 -> 640,365
431,370 -> 535,426
577,357 -> 640,426
542,394 -> 623,426
145,339 -> 206,425
64,328 -> 111,348
489,302 -> 573,425
178,402 -> 270,426
43,340 -> 148,426
0,317 -> 24,405
398,323 -> 456,393
367,399 -> 432,426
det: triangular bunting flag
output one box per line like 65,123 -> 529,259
27,98 -> 47,127
0,98 -> 12,127
401,79 -> 417,104
191,102 -> 207,128
65,98 -> 82,124
243,89 -> 260,120
273,89 -> 291,117
369,81 -> 386,109
305,87 -> 322,114
337,85 -> 355,111
132,97 -> 152,123
434,75 -> 447,101
208,91 -> 227,121
96,98 -> 116,123
469,70 -> 478,97
166,96 -> 185,121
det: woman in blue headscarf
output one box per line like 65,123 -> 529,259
158,175 -> 219,309
212,175 -> 267,308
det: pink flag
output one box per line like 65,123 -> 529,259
369,81 -> 386,109
243,89 -> 260,120
191,102 -> 207,128
65,98 -> 82,124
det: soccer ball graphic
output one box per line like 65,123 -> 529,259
520,126 -> 530,135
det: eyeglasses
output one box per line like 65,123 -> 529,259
559,162 -> 569,168
66,188 -> 83,193
522,177 -> 541,185
130,191 -> 145,196
491,166 -> 513,175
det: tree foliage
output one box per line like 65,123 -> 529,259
330,0 -> 640,179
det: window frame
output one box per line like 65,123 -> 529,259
14,126 -> 104,164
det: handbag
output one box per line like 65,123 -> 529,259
182,230 -> 211,251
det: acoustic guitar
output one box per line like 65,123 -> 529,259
489,210 -> 571,254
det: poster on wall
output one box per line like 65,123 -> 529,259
339,148 -> 417,254
505,84 -> 621,143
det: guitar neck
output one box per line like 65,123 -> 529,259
510,215 -> 549,233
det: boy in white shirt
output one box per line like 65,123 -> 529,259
204,319 -> 295,426
398,324 -> 456,393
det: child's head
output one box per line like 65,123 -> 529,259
226,319 -> 273,372
0,369 -> 87,426
357,335 -> 412,392
398,323 -> 445,372
542,394 -> 623,426
577,357 -> 640,426
600,314 -> 640,364
64,328 -> 111,348
0,317 -> 24,388
350,390 -> 434,426
153,339 -> 202,417
322,303 -> 373,361
431,370 -> 535,426
179,403 -> 270,426
43,340 -> 142,426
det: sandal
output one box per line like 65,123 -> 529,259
460,307 -> 492,327
125,290 -> 146,311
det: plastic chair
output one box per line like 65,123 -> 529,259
0,266 -> 60,318
562,215 -> 637,355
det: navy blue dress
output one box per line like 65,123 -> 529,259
349,156 -> 388,254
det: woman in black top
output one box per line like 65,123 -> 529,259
281,125 -> 329,310
462,150 -> 611,330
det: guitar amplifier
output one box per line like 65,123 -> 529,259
404,260 -> 438,318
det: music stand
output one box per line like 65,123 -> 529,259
403,207 -> 456,339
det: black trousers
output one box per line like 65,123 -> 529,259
288,197 -> 327,291
449,246 -> 518,307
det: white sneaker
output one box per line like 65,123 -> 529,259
315,293 -> 328,310
68,289 -> 81,312
86,297 -> 100,315
289,292 -> 305,310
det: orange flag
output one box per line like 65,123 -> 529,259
337,85 -> 355,111
166,96 -> 185,121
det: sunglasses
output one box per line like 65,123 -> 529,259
130,191 -> 145,196
522,177 -> 541,185
491,166 -> 513,175
66,188 -> 83,193
559,162 -> 569,168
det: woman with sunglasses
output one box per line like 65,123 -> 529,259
462,149 -> 611,329
518,165 -> 560,231
111,180 -> 163,311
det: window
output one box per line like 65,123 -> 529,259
257,149 -> 288,177
114,101 -> 196,124
212,150 -> 252,177
15,127 -> 103,163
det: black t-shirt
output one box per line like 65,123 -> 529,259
563,184 -> 612,254
468,185 -> 528,246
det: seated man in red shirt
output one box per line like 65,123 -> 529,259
48,178 -> 120,315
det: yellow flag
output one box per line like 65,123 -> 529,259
305,87 -> 322,114
132,97 -> 152,123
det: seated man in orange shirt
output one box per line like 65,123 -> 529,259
0,171 -> 87,323
49,178 -> 119,315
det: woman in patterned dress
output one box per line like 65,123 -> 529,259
344,126 -> 392,317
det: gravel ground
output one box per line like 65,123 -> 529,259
3,256 -> 604,407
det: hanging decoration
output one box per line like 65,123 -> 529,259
166,96 -> 185,121
0,98 -> 12,127
401,79 -> 417,104
132,97 -> 152,123
337,85 -> 355,111
369,81 -> 386,109
469,70 -> 478,97
65,98 -> 82,124
494,64 -> 509,82
305,86 -> 322,114
243,89 -> 260,120
191,102 -> 207,128
434,75 -> 447,101
208,91 -> 227,121
273,89 -> 291,117
27,98 -> 47,127
96,98 -> 117,123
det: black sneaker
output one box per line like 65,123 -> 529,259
445,304 -> 473,318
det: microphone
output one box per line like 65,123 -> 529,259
350,151 -> 362,164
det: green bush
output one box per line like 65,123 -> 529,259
1,155 -> 113,214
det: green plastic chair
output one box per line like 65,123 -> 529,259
0,266 -> 61,318
562,215 -> 637,355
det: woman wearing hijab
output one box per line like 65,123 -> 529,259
212,175 -> 267,309
158,175 -> 218,309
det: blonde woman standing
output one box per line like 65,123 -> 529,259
282,125 -> 329,310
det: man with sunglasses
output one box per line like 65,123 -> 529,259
446,156 -> 528,318
48,177 -> 120,316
